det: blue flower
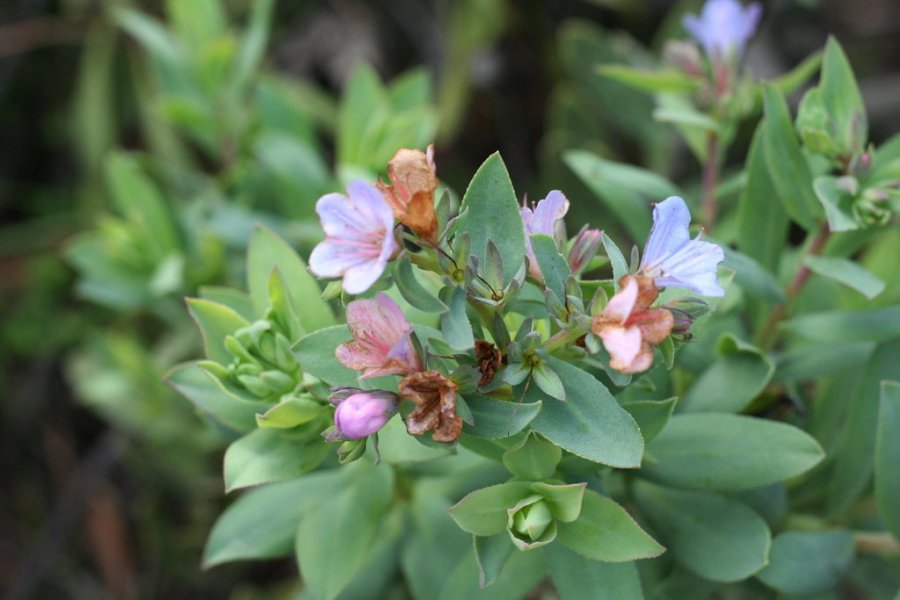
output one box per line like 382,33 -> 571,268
683,0 -> 762,58
640,196 -> 725,297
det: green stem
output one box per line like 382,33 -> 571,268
542,327 -> 585,354
701,133 -> 720,232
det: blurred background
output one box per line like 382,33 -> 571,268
2,0 -> 899,598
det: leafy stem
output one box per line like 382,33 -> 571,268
756,221 -> 831,349
701,132 -> 720,232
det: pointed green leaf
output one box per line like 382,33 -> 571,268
224,429 -> 329,492
463,395 -> 542,440
531,234 -> 570,300
292,325 -> 357,387
187,298 -> 250,365
440,286 -> 474,350
393,259 -> 446,313
621,397 -> 677,443
804,255 -> 884,299
875,381 -> 900,539
756,530 -> 855,596
557,491 -> 664,562
448,482 -> 533,536
166,362 -> 261,433
454,153 -> 525,284
502,432 -> 562,481
532,358 -> 643,468
473,534 -> 514,588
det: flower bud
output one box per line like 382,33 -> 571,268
512,499 -> 553,542
330,389 -> 398,440
663,297 -> 710,335
567,228 -> 603,274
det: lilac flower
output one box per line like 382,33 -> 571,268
336,293 -> 422,378
683,0 -> 762,58
328,388 -> 398,440
309,180 -> 399,294
639,196 -> 725,297
521,190 -> 570,279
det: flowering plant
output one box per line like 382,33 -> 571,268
60,0 -> 898,597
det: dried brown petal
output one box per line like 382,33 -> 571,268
400,370 -> 462,443
378,145 -> 439,242
474,340 -> 502,386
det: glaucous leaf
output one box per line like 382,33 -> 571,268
756,530 -> 854,596
454,153 -> 526,284
532,358 -> 643,468
531,234 -> 570,301
875,381 -> 900,538
544,544 -> 643,600
186,298 -> 250,365
621,397 -> 677,443
804,255 -> 885,299
473,534 -> 514,588
223,428 -> 328,492
292,325 -> 357,387
463,395 -> 542,440
166,362 -> 262,433
556,491 -> 664,562
502,432 -> 562,481
633,481 -> 770,583
643,413 -> 824,491
448,482 -> 533,536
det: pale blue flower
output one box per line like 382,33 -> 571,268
521,190 -> 569,279
640,196 -> 725,297
683,0 -> 762,58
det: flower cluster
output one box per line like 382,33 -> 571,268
307,147 -> 724,450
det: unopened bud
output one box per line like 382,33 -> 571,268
567,228 -> 603,274
512,499 -> 553,542
330,388 -> 398,440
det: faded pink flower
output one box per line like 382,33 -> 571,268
567,228 -> 603,274
521,190 -> 569,279
309,180 -> 399,294
336,293 -> 422,378
592,275 -> 674,374
328,387 -> 398,440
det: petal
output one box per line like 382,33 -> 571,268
641,196 -> 692,274
336,340 -> 381,371
315,193 -> 370,238
342,258 -> 387,294
654,237 -> 725,296
599,326 -> 643,371
309,239 -> 367,277
347,180 -> 394,232
602,276 -> 639,323
529,190 -> 570,236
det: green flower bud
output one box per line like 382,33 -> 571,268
506,495 -> 558,551
236,374 -> 271,398
260,370 -> 297,395
225,335 -> 255,363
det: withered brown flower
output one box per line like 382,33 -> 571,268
400,370 -> 462,443
377,145 -> 439,242
474,340 -> 502,386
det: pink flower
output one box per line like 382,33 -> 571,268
521,190 -> 570,279
329,388 -> 398,440
592,275 -> 674,374
309,180 -> 399,294
336,293 -> 422,378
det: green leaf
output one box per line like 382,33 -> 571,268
679,334 -> 775,413
199,286 -> 255,320
530,482 -> 586,522
781,305 -> 900,343
463,395 -> 542,440
601,233 -> 629,283
814,175 -> 860,232
738,126 -> 788,273
545,544 -> 643,600
653,107 -> 719,132
502,432 -> 562,480
223,429 -> 328,492
596,65 -> 700,93
722,247 -> 786,302
454,153 -> 526,284
292,325 -> 358,387
337,65 -> 387,167
876,381 -> 900,540
762,84 -> 821,230
804,255 -> 885,299
633,481 -> 771,583
230,0 -> 273,99
621,397 -> 677,443
440,286 -> 475,350
105,153 -> 180,258
203,469 -> 344,567
186,298 -> 250,365
393,259 -> 446,313
770,49 -> 823,97
295,463 -> 394,600
557,490 -> 664,562
256,396 -> 322,429
531,234 -> 570,300
438,546 -> 545,600
756,530 -> 855,596
819,36 -> 868,157
643,413 -> 824,491
247,226 -> 335,329
532,358 -> 643,468
775,341 -> 874,383
473,534 -> 514,588
376,415 -> 453,463
565,150 -> 679,240
448,482 -> 533,536
166,362 -> 261,433
532,362 -> 565,402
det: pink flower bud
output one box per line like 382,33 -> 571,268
567,228 -> 603,274
330,389 -> 398,440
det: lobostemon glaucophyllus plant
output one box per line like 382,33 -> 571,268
167,135 -> 846,597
